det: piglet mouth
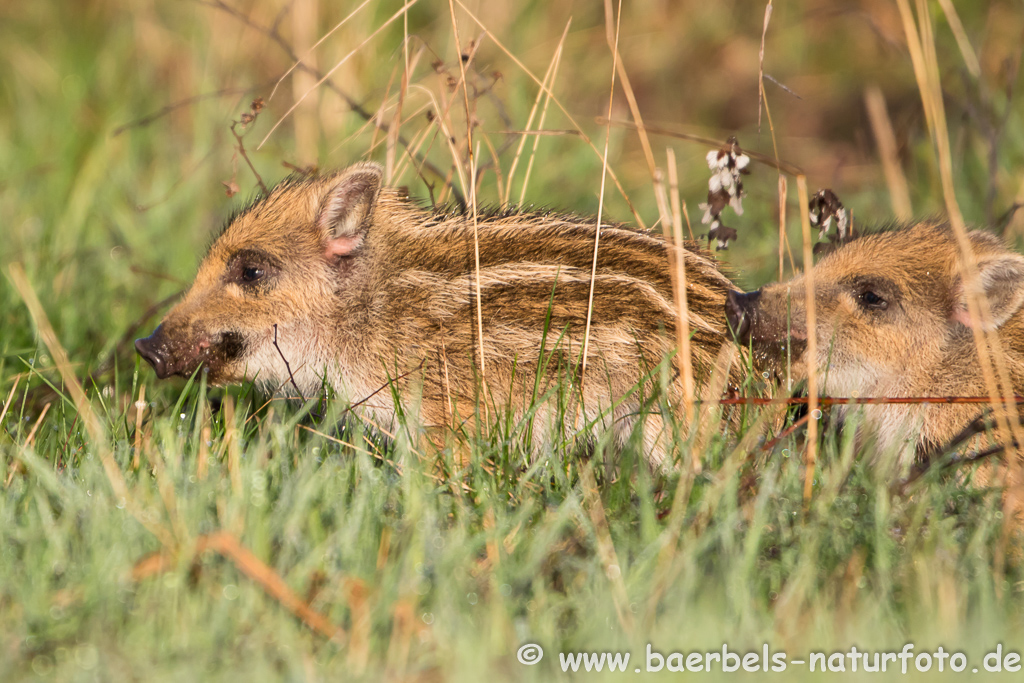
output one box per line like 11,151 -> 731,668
135,325 -> 245,381
725,290 -> 807,346
725,290 -> 762,345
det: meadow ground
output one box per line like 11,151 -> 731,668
2,1 -> 1024,680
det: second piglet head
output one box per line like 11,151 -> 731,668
727,222 -> 1024,404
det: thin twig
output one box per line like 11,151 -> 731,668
112,85 -> 262,136
199,0 -> 463,205
895,444 -> 1005,495
341,359 -> 426,418
760,413 -> 811,452
230,119 -> 268,195
597,117 -> 805,177
132,532 -> 346,643
272,324 -> 306,403
718,395 -> 1024,406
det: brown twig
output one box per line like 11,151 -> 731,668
198,0 -> 463,206
272,324 -> 307,403
760,413 -> 811,451
112,85 -> 264,136
597,117 -> 805,177
132,531 -> 345,643
341,359 -> 427,418
718,395 -> 1024,406
895,444 -> 1005,495
229,107 -> 269,195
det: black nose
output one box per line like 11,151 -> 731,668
135,327 -> 171,379
725,289 -> 762,344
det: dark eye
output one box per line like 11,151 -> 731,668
227,249 -> 279,288
241,265 -> 264,283
859,290 -> 887,309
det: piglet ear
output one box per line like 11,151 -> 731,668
317,162 -> 383,258
954,253 -> 1024,330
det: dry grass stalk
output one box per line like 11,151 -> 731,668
447,0 -> 488,398
757,0 -> 773,132
602,0 -> 656,180
777,174 -> 787,280
653,169 -> 673,239
198,424 -> 210,480
132,383 -> 145,470
259,0 -> 420,150
903,2 -> 1024,466
936,0 -> 981,78
452,0 -> 644,227
0,376 -> 20,429
23,401 -> 50,447
796,175 -> 818,507
148,423 -> 188,544
666,149 -> 695,428
223,395 -> 242,496
384,9 -> 411,183
267,0 -> 375,102
346,578 -> 372,672
384,599 -> 416,677
578,464 -> 634,638
291,0 -> 320,166
864,85 -> 912,219
754,15 -> 799,283
132,532 -> 346,643
667,149 -> 685,238
653,164 -> 697,431
9,263 -> 175,549
505,19 -> 570,206
898,1 -> 1024,567
580,0 -> 622,383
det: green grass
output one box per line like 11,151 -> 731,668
3,1 -> 1024,680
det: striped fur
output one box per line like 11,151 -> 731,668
138,163 -> 741,467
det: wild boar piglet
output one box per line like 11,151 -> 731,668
136,162 -> 741,465
726,222 -> 1024,466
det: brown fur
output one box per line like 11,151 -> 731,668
727,221 -> 1024,467
136,162 -> 740,466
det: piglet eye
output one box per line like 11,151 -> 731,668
241,265 -> 264,283
859,290 -> 887,309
